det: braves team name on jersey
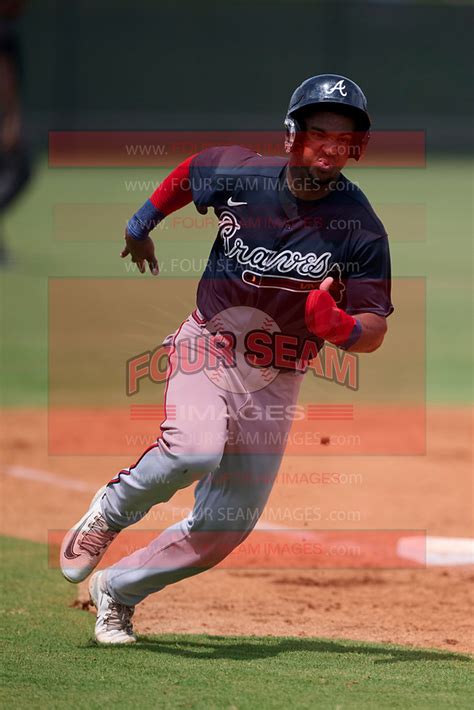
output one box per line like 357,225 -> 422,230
189,145 -> 393,361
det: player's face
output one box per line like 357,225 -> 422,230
298,110 -> 356,183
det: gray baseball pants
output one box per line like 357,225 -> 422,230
101,311 -> 303,606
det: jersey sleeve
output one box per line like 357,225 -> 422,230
344,230 -> 394,317
189,145 -> 255,209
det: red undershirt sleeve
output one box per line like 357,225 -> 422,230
148,154 -> 197,216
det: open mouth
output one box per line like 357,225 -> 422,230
313,158 -> 335,171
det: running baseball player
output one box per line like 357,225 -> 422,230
60,74 -> 393,644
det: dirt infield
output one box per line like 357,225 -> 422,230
1,406 -> 473,653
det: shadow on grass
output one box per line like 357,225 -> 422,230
125,636 -> 471,665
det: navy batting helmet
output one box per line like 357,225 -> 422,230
284,74 -> 371,160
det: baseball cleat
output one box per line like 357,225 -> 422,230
60,485 -> 119,583
89,571 -> 136,645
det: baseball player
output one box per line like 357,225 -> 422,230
60,74 -> 393,644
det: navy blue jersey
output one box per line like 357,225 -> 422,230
190,145 -> 393,354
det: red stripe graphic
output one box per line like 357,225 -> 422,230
49,130 -> 425,168
52,203 -> 426,244
48,528 -> 427,570
306,405 -> 354,421
130,405 -> 176,421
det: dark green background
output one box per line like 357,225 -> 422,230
19,0 -> 473,151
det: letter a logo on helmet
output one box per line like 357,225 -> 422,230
284,74 -> 371,159
325,80 -> 347,97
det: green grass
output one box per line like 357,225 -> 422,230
1,536 -> 472,709
1,154 -> 472,405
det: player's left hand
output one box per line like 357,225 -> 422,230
120,231 -> 159,275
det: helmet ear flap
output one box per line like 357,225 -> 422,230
284,117 -> 296,153
284,116 -> 304,153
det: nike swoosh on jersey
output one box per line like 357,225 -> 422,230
227,197 -> 247,207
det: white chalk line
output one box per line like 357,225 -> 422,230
3,465 -> 280,529
4,465 -> 96,493
0,465 -> 410,533
3,465 -> 473,566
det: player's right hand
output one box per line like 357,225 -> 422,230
120,230 -> 159,276
305,276 -> 358,345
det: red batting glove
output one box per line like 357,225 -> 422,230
305,279 -> 359,347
